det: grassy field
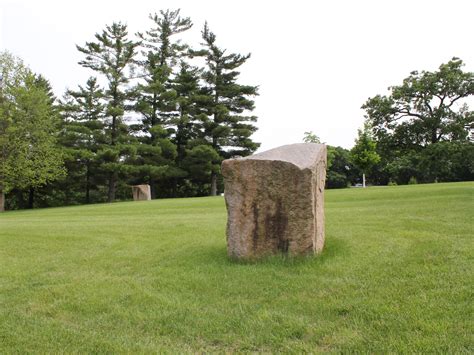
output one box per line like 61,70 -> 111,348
0,182 -> 473,352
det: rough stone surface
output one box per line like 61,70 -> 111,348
222,143 -> 327,259
131,184 -> 151,201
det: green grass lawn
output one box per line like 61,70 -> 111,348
0,182 -> 473,352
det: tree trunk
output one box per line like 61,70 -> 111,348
85,164 -> 91,204
108,172 -> 116,202
0,186 -> 4,212
211,89 -> 219,197
362,173 -> 366,188
16,189 -> 25,209
149,178 -> 156,199
171,178 -> 178,197
28,187 -> 34,209
210,172 -> 217,196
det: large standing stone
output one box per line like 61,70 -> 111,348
222,143 -> 327,259
131,184 -> 151,201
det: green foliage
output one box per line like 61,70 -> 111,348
303,131 -> 321,143
0,52 -> 64,208
77,22 -> 139,202
5,15 -> 474,208
77,23 -> 137,86
326,171 -> 348,188
363,57 -> 474,150
408,176 -> 418,185
418,141 -> 474,182
4,74 -> 64,190
135,9 -> 192,134
170,61 -> 206,162
351,125 -> 380,187
363,58 -> 474,186
326,146 -> 357,188
0,182 -> 472,352
58,77 -> 105,204
182,144 -> 220,181
383,141 -> 474,184
132,11 -> 194,197
0,51 -> 29,195
3,11 -> 261,208
192,22 -> 259,194
300,132 -> 358,189
47,11 -> 260,203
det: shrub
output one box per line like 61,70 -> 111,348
326,171 -> 349,189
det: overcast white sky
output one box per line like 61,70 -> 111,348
1,0 -> 474,151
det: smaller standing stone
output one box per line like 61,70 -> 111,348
222,143 -> 327,259
131,184 -> 151,201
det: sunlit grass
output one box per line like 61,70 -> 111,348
0,182 -> 472,352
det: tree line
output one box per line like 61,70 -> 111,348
307,57 -> 474,188
0,10 -> 259,210
1,10 -> 473,211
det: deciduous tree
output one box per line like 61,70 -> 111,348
351,125 -> 380,187
303,131 -> 321,143
363,58 -> 474,157
0,56 -> 64,209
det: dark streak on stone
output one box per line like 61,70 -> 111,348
252,201 -> 259,251
252,198 -> 289,254
264,199 -> 289,254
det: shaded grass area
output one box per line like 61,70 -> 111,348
0,182 -> 473,352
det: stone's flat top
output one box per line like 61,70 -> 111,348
239,143 -> 326,170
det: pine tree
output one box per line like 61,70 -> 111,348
136,9 -> 192,130
135,9 -> 192,197
77,22 -> 139,202
34,74 -> 56,106
171,61 -> 203,161
126,124 -> 177,197
193,22 -> 259,195
59,77 -> 105,203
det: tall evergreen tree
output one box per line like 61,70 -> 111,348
136,9 -> 192,130
171,61 -> 203,161
193,22 -> 259,195
77,22 -> 139,202
135,9 -> 192,197
34,74 -> 56,106
59,77 -> 105,203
